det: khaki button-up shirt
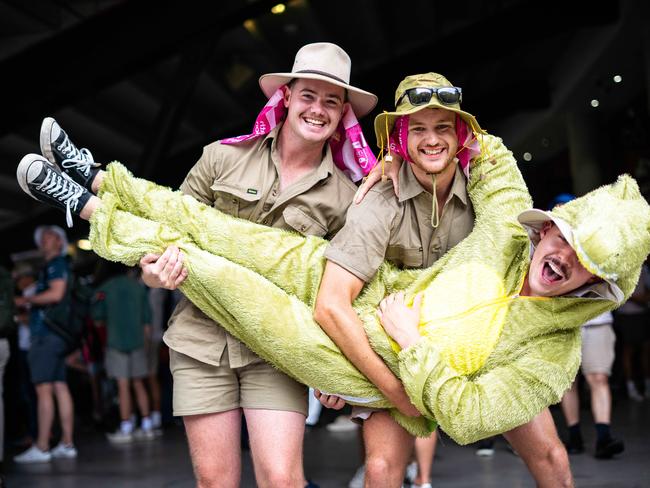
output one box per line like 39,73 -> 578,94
325,162 -> 474,281
164,125 -> 357,367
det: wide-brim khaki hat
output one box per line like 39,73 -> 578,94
374,72 -> 485,149
259,42 -> 377,118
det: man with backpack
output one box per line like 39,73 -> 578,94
13,225 -> 78,463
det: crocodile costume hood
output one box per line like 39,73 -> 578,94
87,140 -> 650,444
518,174 -> 650,305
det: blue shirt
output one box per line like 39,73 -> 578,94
30,255 -> 69,337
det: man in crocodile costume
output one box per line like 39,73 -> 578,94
17,124 -> 650,453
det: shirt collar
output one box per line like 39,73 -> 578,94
262,123 -> 335,180
398,162 -> 469,205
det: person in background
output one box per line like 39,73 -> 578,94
13,225 -> 77,463
93,261 -> 155,443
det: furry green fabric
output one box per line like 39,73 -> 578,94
88,134 -> 649,443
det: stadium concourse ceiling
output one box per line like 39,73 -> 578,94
0,0 -> 648,257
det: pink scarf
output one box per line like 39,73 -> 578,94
220,86 -> 377,182
387,114 -> 480,179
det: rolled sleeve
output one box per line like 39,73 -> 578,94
324,190 -> 396,282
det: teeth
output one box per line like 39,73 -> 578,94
422,148 -> 443,155
548,261 -> 564,278
304,118 -> 325,126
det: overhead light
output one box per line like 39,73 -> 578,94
77,239 -> 92,251
613,74 -> 622,83
523,152 -> 532,162
271,3 -> 286,14
590,99 -> 599,108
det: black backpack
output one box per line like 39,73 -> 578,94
43,274 -> 93,352
0,266 -> 16,339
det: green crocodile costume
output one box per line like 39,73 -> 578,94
87,134 -> 650,444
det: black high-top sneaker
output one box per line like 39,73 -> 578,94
40,117 -> 100,189
17,154 -> 91,227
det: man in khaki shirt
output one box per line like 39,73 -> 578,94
139,43 -> 377,488
314,73 -> 575,488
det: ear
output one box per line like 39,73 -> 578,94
283,86 -> 291,109
539,220 -> 553,239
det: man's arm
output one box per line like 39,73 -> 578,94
15,278 -> 66,306
397,328 -> 580,444
313,261 -> 420,417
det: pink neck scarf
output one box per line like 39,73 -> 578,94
220,86 -> 377,182
387,114 -> 481,179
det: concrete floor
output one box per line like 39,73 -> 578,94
6,398 -> 650,487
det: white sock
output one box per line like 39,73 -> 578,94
120,419 -> 134,434
150,410 -> 162,428
141,416 -> 153,431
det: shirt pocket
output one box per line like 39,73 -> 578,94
282,205 -> 328,237
210,181 -> 261,217
385,245 -> 423,269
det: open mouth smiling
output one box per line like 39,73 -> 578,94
541,257 -> 568,284
303,117 -> 326,128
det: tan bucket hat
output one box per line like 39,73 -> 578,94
259,42 -> 378,118
374,72 -> 485,149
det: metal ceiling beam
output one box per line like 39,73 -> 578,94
0,0 -> 280,137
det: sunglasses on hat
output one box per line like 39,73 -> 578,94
397,86 -> 463,106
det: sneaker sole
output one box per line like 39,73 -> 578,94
40,117 -> 57,165
16,153 -> 46,201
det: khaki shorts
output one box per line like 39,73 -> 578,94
169,348 -> 308,417
581,323 -> 616,375
105,347 -> 148,379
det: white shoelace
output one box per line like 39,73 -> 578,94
57,135 -> 100,177
36,167 -> 84,227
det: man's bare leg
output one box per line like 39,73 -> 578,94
184,410 -> 242,488
503,408 -> 573,488
245,409 -> 306,488
363,411 -> 414,488
413,432 -> 437,486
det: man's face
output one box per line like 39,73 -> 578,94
283,78 -> 345,145
39,230 -> 62,256
527,222 -> 598,297
407,108 -> 459,179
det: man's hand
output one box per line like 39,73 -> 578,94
378,292 -> 423,350
354,155 -> 403,204
314,389 -> 346,410
389,384 -> 422,417
140,245 -> 188,290
14,296 -> 28,308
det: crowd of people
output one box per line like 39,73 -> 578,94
2,42 -> 650,488
1,227 -> 177,481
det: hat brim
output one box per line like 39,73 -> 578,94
517,209 -> 624,303
259,72 -> 378,118
373,101 -> 485,150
